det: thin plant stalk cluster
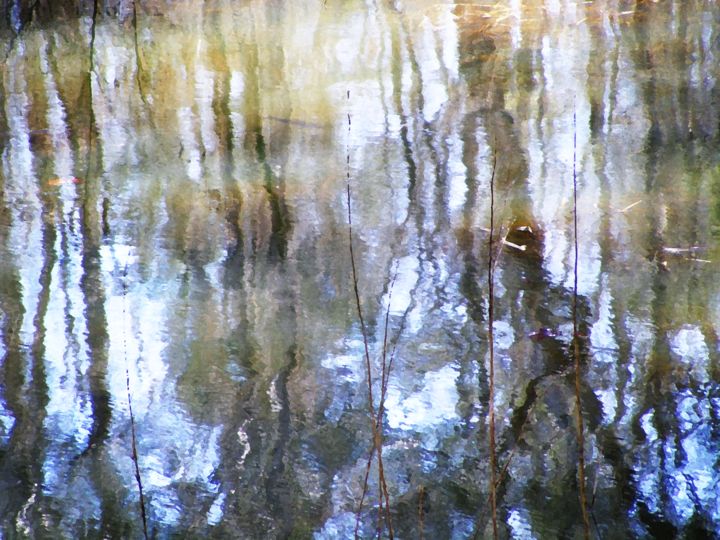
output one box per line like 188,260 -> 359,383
474,121 -> 592,538
344,93 -> 591,537
346,90 -> 397,539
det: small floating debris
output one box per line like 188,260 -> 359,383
662,246 -> 704,254
503,240 -> 527,252
47,176 -> 83,187
479,228 -> 528,251
506,220 -> 543,256
619,200 -> 643,213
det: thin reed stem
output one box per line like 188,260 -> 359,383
572,112 -> 591,540
476,394 -> 543,535
377,452 -> 394,538
379,269 -> 406,410
487,149 -> 499,540
356,447 -> 374,534
379,266 -> 399,399
375,267 -> 399,539
376,266 -> 400,444
122,264 -> 149,540
346,117 -> 376,421
347,90 -> 393,539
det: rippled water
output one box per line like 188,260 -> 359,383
1,0 -> 719,538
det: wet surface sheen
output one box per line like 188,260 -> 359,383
1,0 -> 719,538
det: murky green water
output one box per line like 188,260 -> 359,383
1,0 -> 719,538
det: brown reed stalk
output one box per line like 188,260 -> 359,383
345,102 -> 376,424
346,91 -> 393,539
379,266 -> 399,399
475,391 -> 541,535
122,264 -> 149,540
377,454 -> 393,539
356,450 -> 374,537
375,266 -> 400,538
487,149 -> 499,540
572,112 -> 591,539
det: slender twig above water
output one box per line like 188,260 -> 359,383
122,263 -> 149,540
347,90 -> 393,539
487,148 -> 499,540
572,112 -> 591,540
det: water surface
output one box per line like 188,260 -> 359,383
1,0 -> 719,538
